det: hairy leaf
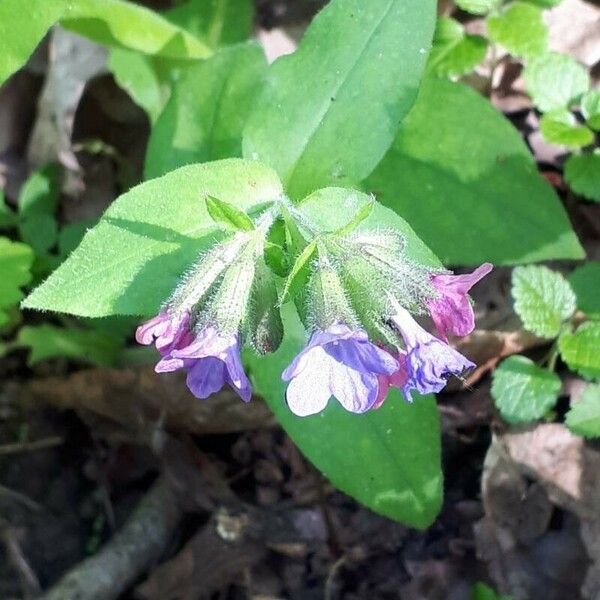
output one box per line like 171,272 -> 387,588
559,322 -> 600,380
566,384 -> 600,438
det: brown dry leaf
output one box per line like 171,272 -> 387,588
19,366 -> 275,438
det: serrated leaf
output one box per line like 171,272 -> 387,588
569,262 -> 600,318
540,110 -> 594,148
429,17 -> 488,78
206,196 -> 255,232
565,151 -> 600,203
566,384 -> 600,438
145,43 -> 267,179
334,200 -> 375,235
512,265 -> 576,338
491,355 -> 561,423
246,303 -> 442,528
243,0 -> 437,200
487,2 -> 548,59
17,324 -> 121,367
0,237 -> 34,324
0,0 -> 212,88
581,90 -> 600,131
22,159 -> 283,317
455,0 -> 501,15
365,77 -> 584,265
558,322 -> 600,380
524,52 -> 589,112
280,240 -> 317,304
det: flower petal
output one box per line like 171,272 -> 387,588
186,357 -> 228,399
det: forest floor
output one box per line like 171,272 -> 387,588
1,1 -> 599,599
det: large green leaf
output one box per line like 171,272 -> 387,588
0,0 -> 211,87
569,261 -> 600,318
23,160 -> 283,317
145,43 -> 267,179
247,304 -> 442,528
0,237 -> 34,326
243,0 -> 436,199
365,77 -> 584,265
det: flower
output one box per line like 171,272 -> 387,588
374,351 -> 408,408
390,303 -> 475,400
137,314 -> 251,402
282,323 -> 398,416
427,263 -> 493,341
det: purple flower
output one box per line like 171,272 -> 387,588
137,313 -> 251,402
427,263 -> 493,341
375,351 -> 408,408
282,323 -> 398,416
390,304 -> 475,400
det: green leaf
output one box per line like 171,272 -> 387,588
0,237 -> 34,324
22,159 -> 283,317
581,90 -> 600,131
491,355 -> 561,424
19,214 -> 58,256
524,0 -> 562,6
471,582 -> 514,600
247,304 -> 442,527
569,262 -> 600,318
165,0 -> 253,48
243,0 -> 437,200
524,52 -> 589,112
565,151 -> 600,202
58,218 -> 98,258
0,193 -> 17,229
455,0 -> 501,15
539,110 -> 594,148
558,322 -> 600,380
280,240 -> 318,304
566,384 -> 600,438
205,196 -> 255,232
429,17 -> 488,78
487,2 -> 548,59
512,265 -> 576,338
108,50 -> 167,124
0,0 -> 211,88
145,43 -> 267,179
365,77 -> 584,265
334,200 -> 375,235
17,324 -> 121,367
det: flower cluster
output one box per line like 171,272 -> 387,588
137,200 -> 492,417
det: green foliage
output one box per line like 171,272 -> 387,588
365,77 -> 584,265
0,238 -> 34,327
565,151 -> 600,202
0,193 -> 17,229
205,196 -> 255,232
471,581 -> 514,600
558,322 -> 600,380
455,0 -> 501,15
17,324 -> 122,367
145,43 -> 267,179
243,0 -> 437,200
512,265 -> 576,338
524,53 -> 589,112
566,384 -> 600,438
0,0 -> 212,87
280,241 -> 317,304
581,90 -> 600,131
487,2 -> 548,59
429,17 -> 488,78
492,355 -> 561,423
247,305 -> 442,528
22,160 -> 283,317
539,110 -> 594,148
569,262 -> 600,318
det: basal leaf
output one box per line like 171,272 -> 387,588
566,384 -> 600,438
569,261 -> 600,318
246,304 -> 443,528
558,322 -> 600,380
243,0 -> 437,199
487,2 -> 548,59
524,52 -> 589,112
565,151 -> 600,203
145,43 -> 267,179
512,265 -> 576,338
492,355 -> 561,423
365,77 -> 584,265
23,159 -> 283,317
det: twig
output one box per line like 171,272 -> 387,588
0,436 -> 63,456
0,484 -> 43,513
39,475 -> 183,600
324,556 -> 347,600
0,520 -> 41,599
